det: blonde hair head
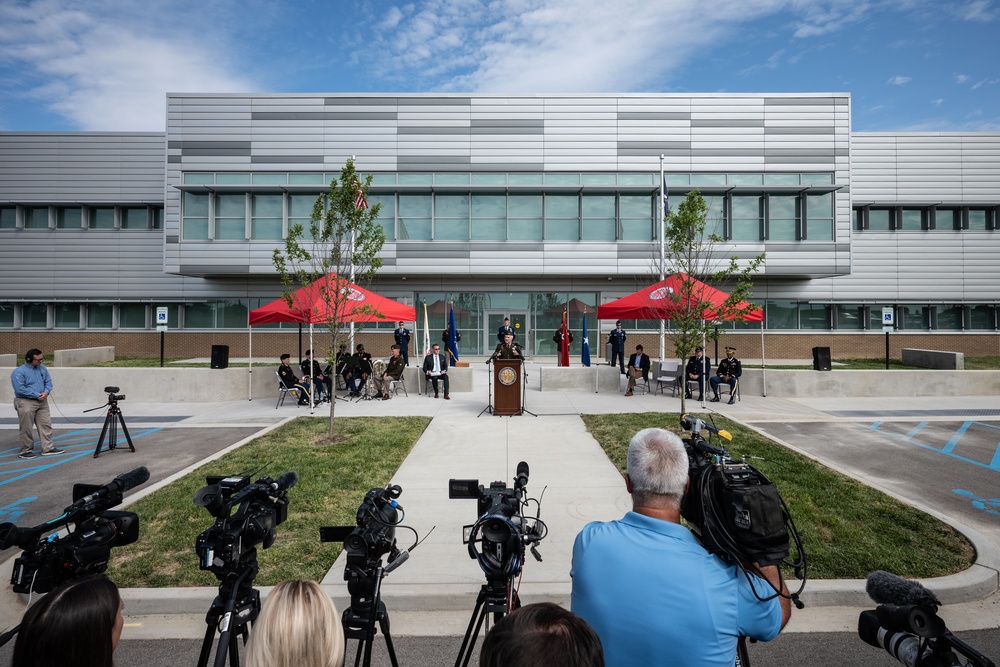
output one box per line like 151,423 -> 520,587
245,579 -> 345,667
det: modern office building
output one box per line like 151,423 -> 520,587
1,93 -> 997,360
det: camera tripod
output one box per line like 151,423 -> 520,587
197,553 -> 261,667
85,396 -> 135,458
342,560 -> 399,667
454,575 -> 520,667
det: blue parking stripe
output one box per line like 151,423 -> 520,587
855,421 -> 1000,472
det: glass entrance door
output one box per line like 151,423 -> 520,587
486,311 -> 528,355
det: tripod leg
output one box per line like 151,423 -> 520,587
196,615 -> 219,667
378,613 -> 400,667
94,411 -> 113,458
117,410 -> 136,452
455,589 -> 489,667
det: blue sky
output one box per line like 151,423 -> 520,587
0,0 -> 997,132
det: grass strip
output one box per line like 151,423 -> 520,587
581,413 -> 974,580
109,416 -> 430,588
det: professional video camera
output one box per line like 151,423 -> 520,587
678,414 -> 806,603
859,570 -> 995,667
193,470 -> 297,578
321,484 -> 417,667
449,461 -> 547,582
0,467 -> 147,594
192,469 -> 297,667
104,386 -> 126,401
449,462 -> 548,667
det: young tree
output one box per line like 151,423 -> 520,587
272,158 -> 384,438
657,190 -> 764,413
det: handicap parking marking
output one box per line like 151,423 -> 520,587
0,496 -> 39,523
855,420 -> 1000,472
953,489 -> 1000,517
0,427 -> 163,487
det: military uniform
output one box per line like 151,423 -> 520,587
608,325 -> 627,373
710,348 -> 742,404
491,341 -> 523,360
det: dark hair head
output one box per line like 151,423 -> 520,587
356,344 -> 365,351
25,348 -> 42,362
12,574 -> 121,667
391,344 -> 400,351
480,602 -> 604,667
636,345 -> 643,351
280,353 -> 291,361
304,349 -> 312,356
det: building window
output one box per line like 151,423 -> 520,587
969,305 -> 996,330
932,208 -> 960,231
936,305 -> 963,330
508,194 -> 543,241
0,206 -> 15,229
397,194 -> 432,240
288,194 -> 317,239
471,194 -> 506,241
88,207 -> 115,229
805,192 -> 834,240
867,208 -> 892,231
251,194 -> 283,240
967,208 -> 989,230
215,194 -> 247,240
731,195 -> 762,241
217,299 -> 248,328
24,206 -> 50,229
835,305 -> 865,330
581,194 -> 616,241
184,302 -> 216,328
151,207 -> 163,229
56,207 -> 82,229
544,194 -> 579,241
121,207 -> 150,230
370,194 -> 396,241
87,303 -> 114,328
765,300 -> 797,329
0,303 -> 13,327
120,304 -> 147,328
703,194 -> 725,240
183,193 -> 209,240
54,304 -> 80,328
620,195 -> 653,241
799,304 -> 831,329
899,208 -> 925,231
22,304 -> 48,327
901,305 -> 929,329
767,195 -> 799,241
435,194 -> 470,241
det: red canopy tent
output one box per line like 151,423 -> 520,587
597,273 -> 761,322
598,274 -> 766,398
247,275 -> 416,403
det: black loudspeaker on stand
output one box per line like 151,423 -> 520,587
211,344 -> 230,369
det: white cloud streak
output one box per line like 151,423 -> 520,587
0,0 -> 255,130
888,75 -> 912,85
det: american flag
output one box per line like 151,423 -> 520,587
354,181 -> 368,210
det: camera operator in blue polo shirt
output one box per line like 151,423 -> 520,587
570,427 -> 790,667
10,348 -> 65,459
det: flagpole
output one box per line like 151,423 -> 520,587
659,154 -> 666,360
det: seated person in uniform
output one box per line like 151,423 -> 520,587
372,344 -> 406,400
684,346 -> 711,401
277,354 -> 311,405
710,346 -> 743,404
346,344 -> 373,396
300,349 -> 332,403
335,344 -> 352,391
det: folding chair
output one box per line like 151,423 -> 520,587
655,361 -> 681,396
716,377 -> 741,403
388,375 -> 408,397
275,371 -> 303,409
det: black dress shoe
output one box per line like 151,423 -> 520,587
728,397 -> 736,405
710,396 -> 720,402
684,392 -> 692,399
697,395 -> 703,402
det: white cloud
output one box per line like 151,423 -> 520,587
955,0 -> 999,22
0,0 -> 255,131
933,98 -> 944,106
887,75 -> 912,85
971,78 -> 999,89
955,74 -> 970,84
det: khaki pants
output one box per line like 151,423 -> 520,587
627,367 -> 645,391
15,397 -> 54,454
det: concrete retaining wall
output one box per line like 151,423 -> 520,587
738,368 -> 998,397
53,346 -> 115,367
539,365 -> 620,392
902,348 -> 965,370
0,354 -> 16,367
415,366 -> 473,394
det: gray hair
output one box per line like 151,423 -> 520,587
626,428 -> 689,506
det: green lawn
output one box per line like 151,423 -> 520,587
581,413 -> 973,579
110,416 -> 430,588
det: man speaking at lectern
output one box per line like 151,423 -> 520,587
489,333 -> 524,362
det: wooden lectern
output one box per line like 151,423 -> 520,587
492,359 -> 523,416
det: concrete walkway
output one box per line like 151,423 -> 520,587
2,361 -> 998,640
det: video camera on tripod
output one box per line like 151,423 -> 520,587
194,470 -> 298,577
104,386 -> 125,401
449,462 -> 548,667
320,484 -> 415,667
678,415 -> 806,603
192,469 -> 297,667
859,570 -> 995,667
0,467 -> 147,594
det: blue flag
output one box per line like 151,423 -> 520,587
447,303 -> 459,367
581,312 -> 591,367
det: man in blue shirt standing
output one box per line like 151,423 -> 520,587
571,427 -> 790,667
10,349 -> 65,459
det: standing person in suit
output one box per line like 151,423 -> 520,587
607,321 -> 627,374
684,346 -> 711,401
624,345 -> 651,397
497,317 -> 515,343
710,346 -> 743,404
394,321 -> 412,366
422,343 -> 450,399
